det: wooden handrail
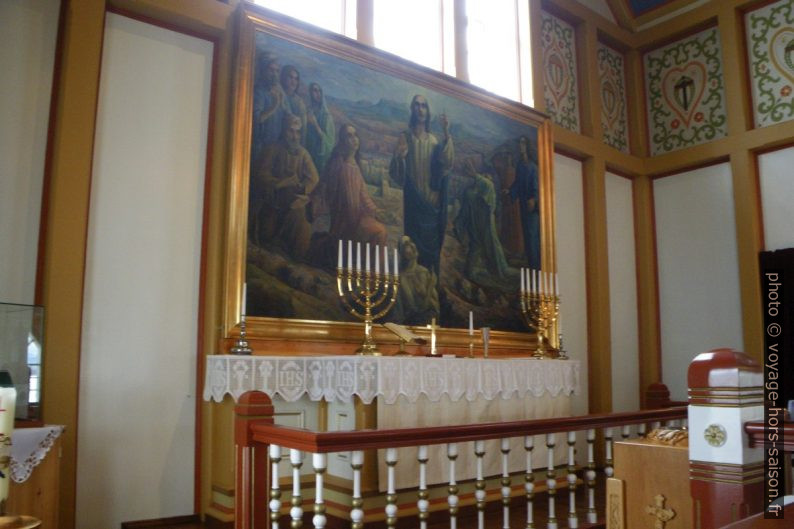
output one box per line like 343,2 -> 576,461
249,406 -> 687,453
744,420 -> 794,452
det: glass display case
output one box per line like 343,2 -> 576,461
0,303 -> 43,421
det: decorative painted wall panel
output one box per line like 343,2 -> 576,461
541,11 -> 581,133
644,27 -> 727,155
746,0 -> 794,128
598,43 -> 629,153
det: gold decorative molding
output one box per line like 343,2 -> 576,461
646,427 -> 688,447
646,494 -> 676,529
703,424 -> 727,447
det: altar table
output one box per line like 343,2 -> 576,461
205,355 -> 580,489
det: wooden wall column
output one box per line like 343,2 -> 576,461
39,2 -> 106,528
582,157 -> 613,413
633,175 -> 662,408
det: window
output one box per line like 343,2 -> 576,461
252,0 -> 356,38
467,0 -> 533,106
373,0 -> 446,72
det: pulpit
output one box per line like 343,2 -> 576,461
609,432 -> 692,529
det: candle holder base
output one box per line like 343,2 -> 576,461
230,318 -> 253,355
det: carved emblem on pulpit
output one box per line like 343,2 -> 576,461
646,494 -> 676,529
704,423 -> 727,447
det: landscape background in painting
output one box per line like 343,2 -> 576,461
246,28 -> 540,333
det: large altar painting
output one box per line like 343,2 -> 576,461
233,6 -> 552,334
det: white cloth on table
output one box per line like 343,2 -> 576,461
203,355 -> 580,404
10,425 -> 65,483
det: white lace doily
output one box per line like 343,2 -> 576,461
10,425 -> 65,483
203,355 -> 580,404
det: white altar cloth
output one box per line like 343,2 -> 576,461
203,355 -> 580,404
10,425 -> 65,483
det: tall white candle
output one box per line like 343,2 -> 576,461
394,248 -> 399,276
469,311 -> 474,336
375,245 -> 380,274
347,240 -> 353,271
520,268 -> 525,293
384,246 -> 389,275
531,269 -> 537,295
0,387 -> 16,505
241,283 -> 247,317
555,273 -> 559,296
338,240 -> 343,269
365,243 -> 370,272
356,242 -> 361,271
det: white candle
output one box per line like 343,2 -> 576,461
384,246 -> 390,275
241,283 -> 247,317
531,269 -> 537,295
431,318 -> 436,352
520,267 -> 525,293
365,243 -> 370,272
347,240 -> 353,271
375,244 -> 380,274
394,248 -> 399,276
469,311 -> 474,336
0,387 -> 16,505
555,273 -> 559,296
356,242 -> 361,271
338,239 -> 343,268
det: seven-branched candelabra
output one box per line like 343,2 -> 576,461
519,268 -> 560,358
337,240 -> 400,355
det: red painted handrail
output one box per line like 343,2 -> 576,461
249,406 -> 688,453
744,420 -> 794,452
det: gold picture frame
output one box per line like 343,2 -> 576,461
224,4 -> 556,353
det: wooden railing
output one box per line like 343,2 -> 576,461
234,393 -> 687,529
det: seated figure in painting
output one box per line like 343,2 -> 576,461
320,124 -> 386,247
454,158 -> 510,280
250,113 -> 319,261
392,235 -> 440,326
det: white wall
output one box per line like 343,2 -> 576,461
554,154 -> 588,415
758,147 -> 794,251
654,163 -> 743,401
77,14 -> 212,528
605,172 -> 639,412
0,0 -> 60,304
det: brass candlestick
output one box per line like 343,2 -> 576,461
230,315 -> 253,355
520,291 -> 559,358
337,267 -> 399,355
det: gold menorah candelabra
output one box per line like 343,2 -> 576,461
519,268 -> 560,358
337,240 -> 400,355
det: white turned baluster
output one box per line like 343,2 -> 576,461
270,445 -> 283,529
290,449 -> 304,529
475,440 -> 486,529
604,428 -> 614,478
650,421 -> 661,430
385,448 -> 398,528
546,434 -> 557,529
585,429 -> 596,524
418,445 -> 430,529
638,422 -> 647,437
566,431 -> 578,528
448,443 -> 459,529
351,450 -> 364,529
622,425 -> 631,441
312,453 -> 327,529
682,417 -> 688,429
524,436 -> 535,529
501,438 -> 511,529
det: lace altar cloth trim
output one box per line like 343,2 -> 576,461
10,425 -> 65,483
203,355 -> 580,404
